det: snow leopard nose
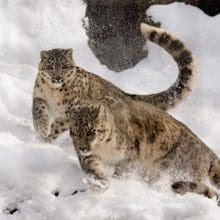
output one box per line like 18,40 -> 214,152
52,77 -> 63,83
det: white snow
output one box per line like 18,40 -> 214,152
0,0 -> 220,219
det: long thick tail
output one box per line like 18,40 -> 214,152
129,23 -> 197,111
172,181 -> 220,206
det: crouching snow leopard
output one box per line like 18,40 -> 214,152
70,96 -> 220,205
32,23 -> 196,141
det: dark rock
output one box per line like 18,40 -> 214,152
54,190 -> 59,197
5,207 -> 19,215
83,0 -> 219,72
84,0 -> 149,72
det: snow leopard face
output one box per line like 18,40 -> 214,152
70,104 -> 100,146
69,104 -> 111,149
39,48 -> 75,87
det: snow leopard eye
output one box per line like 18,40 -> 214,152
86,131 -> 94,137
62,65 -> 72,70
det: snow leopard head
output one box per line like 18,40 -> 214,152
39,48 -> 75,87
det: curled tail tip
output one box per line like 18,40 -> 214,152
140,23 -> 162,38
140,23 -> 154,37
140,23 -> 149,33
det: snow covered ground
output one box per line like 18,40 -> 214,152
0,0 -> 220,219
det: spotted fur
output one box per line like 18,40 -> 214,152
69,97 -> 220,205
32,23 -> 196,141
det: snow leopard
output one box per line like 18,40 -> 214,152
32,23 -> 196,142
69,96 -> 220,205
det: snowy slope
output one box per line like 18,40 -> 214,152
0,0 -> 220,219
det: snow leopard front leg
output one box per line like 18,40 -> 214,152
47,117 -> 70,141
32,98 -> 50,139
77,150 -> 109,192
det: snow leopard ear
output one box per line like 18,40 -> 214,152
65,48 -> 73,59
40,50 -> 49,60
